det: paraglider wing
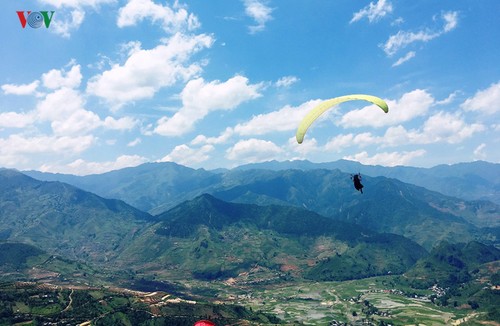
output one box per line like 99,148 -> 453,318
194,320 -> 216,326
295,94 -> 389,144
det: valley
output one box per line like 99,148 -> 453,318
1,161 -> 499,325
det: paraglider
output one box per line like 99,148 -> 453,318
295,94 -> 389,144
351,173 -> 364,194
194,320 -> 216,326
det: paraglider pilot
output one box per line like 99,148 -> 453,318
351,173 -> 364,194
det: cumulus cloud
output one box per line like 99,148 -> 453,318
226,138 -> 283,163
117,0 -> 200,32
191,127 -> 234,145
234,100 -> 321,136
87,33 -> 214,108
39,154 -> 148,176
461,81 -> 500,115
0,112 -> 36,128
42,64 -> 82,89
160,144 -> 214,166
51,109 -> 101,135
37,0 -> 113,37
350,0 -> 393,24
287,136 -> 319,157
2,81 -> 40,96
324,132 -> 377,152
344,149 -> 426,167
419,111 -> 485,144
243,0 -> 273,34
103,116 -> 137,130
381,112 -> 485,146
382,11 -> 459,57
36,82 -> 137,135
340,89 -> 434,128
155,76 -> 262,136
50,9 -> 85,38
37,87 -> 86,122
0,134 -> 95,157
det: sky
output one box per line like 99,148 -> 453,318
1,0 -> 499,175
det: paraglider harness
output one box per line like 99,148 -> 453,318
351,173 -> 364,194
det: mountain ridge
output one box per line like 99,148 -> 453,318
0,169 -> 153,263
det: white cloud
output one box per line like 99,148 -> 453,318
50,9 -> 85,38
392,51 -> 415,67
40,155 -> 148,176
461,81 -> 500,115
102,116 -> 137,130
2,81 -> 40,95
243,0 -> 273,34
87,33 -> 214,108
234,99 -> 321,136
226,138 -> 283,163
127,138 -> 141,147
288,136 -> 319,157
436,91 -> 459,105
160,144 -> 214,166
324,134 -> 355,152
381,112 -> 485,146
37,0 -> 113,36
191,127 -> 234,145
51,109 -> 101,135
442,11 -> 458,32
340,89 -> 434,128
0,112 -> 36,128
42,64 -> 82,89
473,143 -> 487,160
38,0 -> 115,8
382,11 -> 459,56
419,111 -> 485,144
382,30 -> 439,57
37,87 -> 86,121
0,134 -> 95,158
275,76 -> 299,88
325,132 -> 378,152
117,0 -> 200,33
155,76 -> 262,136
350,0 -> 393,24
36,83 -> 137,135
344,149 -> 426,167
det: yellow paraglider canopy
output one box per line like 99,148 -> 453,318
296,94 -> 389,144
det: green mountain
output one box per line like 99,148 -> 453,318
0,169 -> 153,263
405,241 -> 500,288
0,241 -> 101,284
24,162 -> 221,213
118,194 -> 427,282
210,169 -> 497,249
234,159 -> 500,205
0,242 -> 44,270
22,163 -> 499,250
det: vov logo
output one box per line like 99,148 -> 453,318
17,11 -> 55,29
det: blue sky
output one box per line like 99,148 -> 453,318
1,0 -> 499,175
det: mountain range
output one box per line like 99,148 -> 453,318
1,160 -> 499,326
21,161 -> 500,250
0,169 -> 152,263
